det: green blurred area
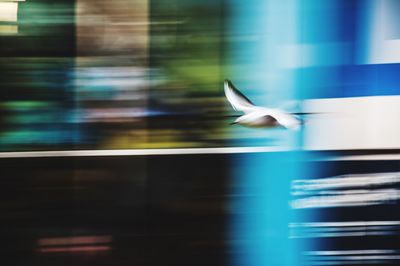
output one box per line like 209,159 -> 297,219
150,0 -> 224,90
144,0 -> 229,148
0,0 -> 234,151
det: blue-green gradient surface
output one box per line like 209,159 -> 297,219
227,1 -> 304,266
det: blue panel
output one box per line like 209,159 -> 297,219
298,64 -> 400,99
230,153 -> 300,266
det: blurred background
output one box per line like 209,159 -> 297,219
1,0 -> 400,265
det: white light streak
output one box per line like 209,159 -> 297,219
305,250 -> 397,256
291,189 -> 400,209
290,220 -> 400,228
0,146 -> 289,158
292,172 -> 400,191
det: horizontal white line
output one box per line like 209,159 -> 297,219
290,231 -> 394,239
292,172 -> 400,191
305,249 -> 397,256
291,189 -> 400,209
0,146 -> 288,158
290,221 -> 400,228
0,147 -> 398,160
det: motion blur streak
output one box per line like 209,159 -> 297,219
305,250 -> 397,255
290,221 -> 400,238
292,171 -> 400,208
37,235 -> 112,254
292,221 -> 400,227
75,0 -> 150,149
38,236 -> 112,246
2,0 -> 400,266
38,246 -> 111,254
227,0 -> 302,266
292,172 -> 400,191
303,249 -> 400,265
292,189 -> 400,209
0,146 -> 288,158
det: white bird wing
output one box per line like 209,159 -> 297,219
224,80 -> 258,113
267,109 -> 301,130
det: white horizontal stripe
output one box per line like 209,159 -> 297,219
290,231 -> 393,239
305,249 -> 397,256
291,189 -> 400,209
290,221 -> 400,228
0,147 -> 398,160
0,146 -> 288,158
292,172 -> 400,191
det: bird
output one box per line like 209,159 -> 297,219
224,79 -> 302,130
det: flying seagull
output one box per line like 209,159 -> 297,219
224,79 -> 302,130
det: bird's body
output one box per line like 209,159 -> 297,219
224,80 -> 302,130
